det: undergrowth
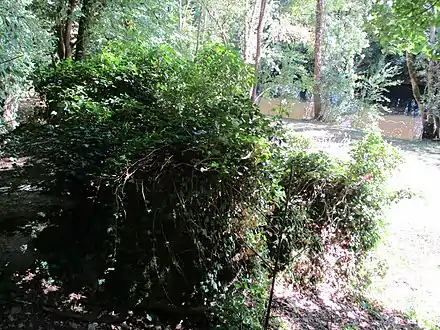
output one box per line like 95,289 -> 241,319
0,42 -> 403,328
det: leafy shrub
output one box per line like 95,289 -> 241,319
265,132 -> 401,287
2,41 -> 403,328
212,262 -> 269,329
4,42 -> 282,327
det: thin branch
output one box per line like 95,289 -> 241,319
263,162 -> 294,329
235,232 -> 274,271
252,0 -> 268,102
0,54 -> 24,65
182,0 -> 192,30
201,2 -> 229,45
405,0 -> 440,17
195,5 -> 203,56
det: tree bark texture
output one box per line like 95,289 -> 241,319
243,0 -> 249,61
251,0 -> 268,103
56,0 -> 76,60
178,0 -> 183,31
406,52 -> 437,139
426,26 -> 440,139
57,25 -> 66,60
244,0 -> 258,63
313,0 -> 324,120
64,0 -> 77,58
75,0 -> 93,60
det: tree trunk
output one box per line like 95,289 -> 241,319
435,115 -> 440,139
55,1 -> 66,60
406,51 -> 434,139
243,0 -> 255,63
57,25 -> 66,60
426,27 -> 440,139
204,6 -> 228,45
75,0 -> 93,60
244,0 -> 258,64
1,93 -> 18,130
195,6 -> 202,56
251,0 -> 268,103
313,0 -> 324,120
182,0 -> 192,31
178,0 -> 183,31
243,0 -> 249,61
64,0 -> 77,59
202,7 -> 207,43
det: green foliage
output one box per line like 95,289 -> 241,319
1,0 -> 406,133
0,0 -> 49,95
370,0 -> 440,57
348,60 -> 401,129
319,0 -> 371,122
265,132 -> 401,286
213,264 -> 269,329
260,2 -> 315,99
9,43 -> 278,327
3,37 -> 402,327
357,60 -> 402,105
34,42 -> 255,123
261,43 -> 314,98
0,0 -> 51,128
87,0 -> 182,53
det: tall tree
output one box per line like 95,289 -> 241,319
75,0 -> 94,60
64,0 -> 77,58
313,0 -> 324,120
406,52 -> 423,115
73,0 -> 106,60
31,0 -> 107,61
425,25 -> 439,138
251,0 -> 268,102
53,0 -> 78,60
371,0 -> 440,139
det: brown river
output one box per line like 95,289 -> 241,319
260,99 -> 423,140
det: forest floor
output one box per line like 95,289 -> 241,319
1,118 -> 440,329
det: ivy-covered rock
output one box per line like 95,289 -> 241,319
1,42 -> 403,328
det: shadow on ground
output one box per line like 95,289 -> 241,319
281,118 -> 440,329
0,267 -> 160,330
0,158 -> 129,329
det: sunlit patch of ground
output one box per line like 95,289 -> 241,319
370,145 -> 440,328
283,119 -> 440,329
272,280 -> 420,329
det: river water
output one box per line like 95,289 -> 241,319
260,99 -> 422,140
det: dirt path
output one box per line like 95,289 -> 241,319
285,119 -> 440,328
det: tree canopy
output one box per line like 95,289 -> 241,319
371,0 -> 440,57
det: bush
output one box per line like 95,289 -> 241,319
4,42 -> 283,327
2,41 -> 402,328
265,132 -> 401,287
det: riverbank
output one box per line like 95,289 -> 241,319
260,99 -> 423,140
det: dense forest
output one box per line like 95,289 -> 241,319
0,0 -> 439,329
